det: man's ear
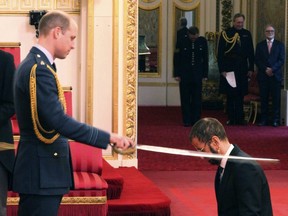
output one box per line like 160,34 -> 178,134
210,136 -> 220,152
53,26 -> 62,39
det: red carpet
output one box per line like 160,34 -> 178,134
138,106 -> 288,171
107,167 -> 171,216
142,170 -> 288,216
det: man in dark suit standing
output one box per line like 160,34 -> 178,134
217,13 -> 254,125
174,25 -> 208,127
189,117 -> 273,216
255,25 -> 285,127
0,50 -> 15,216
13,10 -> 135,216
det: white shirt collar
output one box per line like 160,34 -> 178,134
34,44 -> 54,65
220,144 -> 234,168
267,38 -> 274,43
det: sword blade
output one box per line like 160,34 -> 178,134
137,145 -> 280,162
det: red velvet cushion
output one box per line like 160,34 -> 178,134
69,141 -> 103,174
73,171 -> 108,190
64,90 -> 72,117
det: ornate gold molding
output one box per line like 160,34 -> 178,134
221,0 -> 233,30
0,0 -> 80,14
122,0 -> 137,159
8,196 -> 107,205
0,42 -> 21,47
86,0 -> 94,125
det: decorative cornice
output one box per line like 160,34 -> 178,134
0,0 -> 80,14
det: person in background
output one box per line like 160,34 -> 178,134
174,25 -> 208,127
255,24 -> 285,127
13,10 -> 135,216
0,50 -> 16,216
217,13 -> 254,125
189,117 -> 273,215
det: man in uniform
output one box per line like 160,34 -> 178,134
13,10 -> 135,216
174,26 -> 208,127
0,50 -> 15,216
217,13 -> 254,125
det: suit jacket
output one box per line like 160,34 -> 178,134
218,27 -> 254,95
255,39 -> 285,82
174,35 -> 208,81
13,47 -> 110,195
174,27 -> 190,77
0,50 -> 15,175
215,145 -> 273,216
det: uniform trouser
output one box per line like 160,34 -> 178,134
259,77 -> 281,122
18,194 -> 63,216
179,80 -> 202,125
0,163 -> 8,216
226,94 -> 244,124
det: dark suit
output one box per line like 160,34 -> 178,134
255,39 -> 285,123
0,50 -> 15,216
174,33 -> 208,125
218,27 -> 254,124
13,47 -> 110,215
215,145 -> 273,215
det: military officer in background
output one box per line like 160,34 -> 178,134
217,13 -> 254,125
0,50 -> 16,216
174,26 -> 208,127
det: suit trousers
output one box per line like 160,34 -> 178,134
18,194 -> 63,216
0,163 -> 8,216
226,94 -> 244,124
179,80 -> 202,125
259,77 -> 281,122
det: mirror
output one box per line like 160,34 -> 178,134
138,6 -> 161,77
173,6 -> 199,55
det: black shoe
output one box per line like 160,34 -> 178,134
183,123 -> 192,127
226,120 -> 235,125
238,120 -> 248,125
273,121 -> 279,127
258,121 -> 267,126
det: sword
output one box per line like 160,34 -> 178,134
111,144 -> 280,162
0,142 -> 15,151
137,145 -> 279,162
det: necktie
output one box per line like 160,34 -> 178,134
216,166 -> 224,184
52,63 -> 57,71
268,41 -> 272,53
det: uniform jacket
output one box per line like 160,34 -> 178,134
218,27 -> 254,95
13,47 -> 110,195
174,35 -> 208,82
215,144 -> 273,216
0,50 -> 15,176
255,39 -> 285,82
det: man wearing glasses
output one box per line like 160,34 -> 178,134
189,117 -> 273,215
255,25 -> 285,127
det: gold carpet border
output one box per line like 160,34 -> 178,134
8,196 -> 107,206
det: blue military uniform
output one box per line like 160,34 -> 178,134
0,50 -> 15,216
13,47 -> 110,214
174,35 -> 208,126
